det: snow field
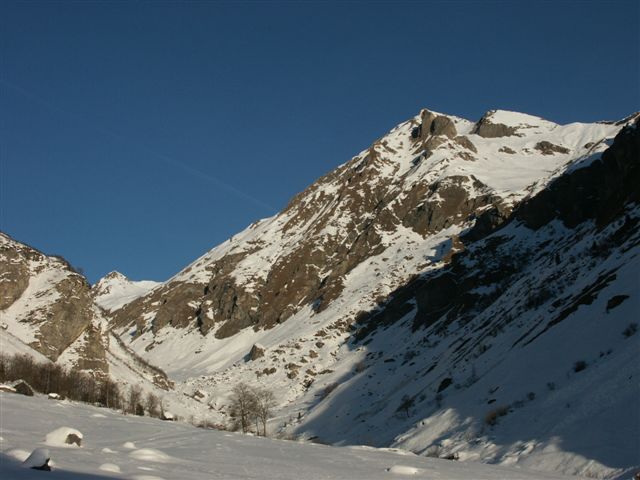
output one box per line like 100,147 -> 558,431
0,393 -> 583,480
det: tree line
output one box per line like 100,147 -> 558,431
1,354 -> 279,435
0,353 -> 163,418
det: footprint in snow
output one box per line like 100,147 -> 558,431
99,463 -> 121,473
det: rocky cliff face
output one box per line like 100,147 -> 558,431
0,233 -> 107,370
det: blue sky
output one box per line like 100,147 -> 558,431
1,1 -> 638,283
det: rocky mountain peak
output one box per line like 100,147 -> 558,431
101,270 -> 128,282
92,271 -> 159,313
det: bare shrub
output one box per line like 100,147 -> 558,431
485,405 -> 509,426
128,385 -> 144,415
573,360 -> 587,373
145,392 -> 161,418
623,323 -> 638,338
321,382 -> 338,399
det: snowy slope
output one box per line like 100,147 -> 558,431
0,329 -> 51,363
0,392 -> 587,480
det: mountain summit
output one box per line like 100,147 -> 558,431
92,271 -> 159,312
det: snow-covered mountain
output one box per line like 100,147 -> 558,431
2,107 -> 638,479
92,271 -> 159,312
101,108 -> 639,478
0,236 -> 205,419
0,233 -> 108,372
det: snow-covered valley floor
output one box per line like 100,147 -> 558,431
0,393 -> 589,480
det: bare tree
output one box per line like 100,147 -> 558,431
228,382 -> 257,433
253,387 -> 276,437
397,394 -> 414,418
145,392 -> 161,418
128,384 -> 143,415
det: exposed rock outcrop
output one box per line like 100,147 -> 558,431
534,141 -> 570,155
473,111 -> 520,138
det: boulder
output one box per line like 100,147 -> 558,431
10,380 -> 34,396
45,427 -> 83,447
249,343 -> 265,361
162,411 -> 175,421
65,433 -> 82,447
0,384 -> 16,393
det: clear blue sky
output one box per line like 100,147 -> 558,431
1,1 -> 638,283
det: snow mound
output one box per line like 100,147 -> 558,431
131,475 -> 166,480
6,448 -> 30,462
122,441 -> 136,449
386,465 -> 421,475
102,447 -> 117,453
91,413 -> 106,418
99,462 -> 121,473
22,448 -> 50,469
44,427 -> 83,447
129,448 -> 172,463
